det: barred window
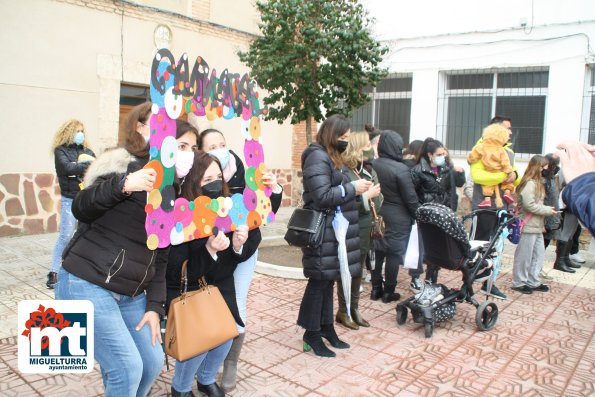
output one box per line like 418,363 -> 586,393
438,68 -> 549,156
580,66 -> 595,145
348,74 -> 412,143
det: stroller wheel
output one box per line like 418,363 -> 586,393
475,301 -> 499,331
424,322 -> 434,338
396,305 -> 408,325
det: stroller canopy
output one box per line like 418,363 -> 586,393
416,203 -> 471,256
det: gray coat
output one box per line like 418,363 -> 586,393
300,144 -> 361,280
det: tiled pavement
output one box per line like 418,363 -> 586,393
0,207 -> 594,396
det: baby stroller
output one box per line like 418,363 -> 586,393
395,203 -> 514,337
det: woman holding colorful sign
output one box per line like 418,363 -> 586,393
197,128 -> 283,392
56,102 -> 168,397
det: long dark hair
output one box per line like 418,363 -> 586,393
176,120 -> 200,141
179,151 -> 230,200
121,102 -> 151,158
419,138 -> 444,166
317,115 -> 350,169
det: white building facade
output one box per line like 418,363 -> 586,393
355,0 -> 595,166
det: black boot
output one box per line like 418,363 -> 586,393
370,280 -> 383,301
320,324 -> 350,349
171,386 -> 195,397
381,284 -> 400,303
46,272 -> 57,289
425,266 -> 439,284
303,330 -> 335,357
554,241 -> 576,273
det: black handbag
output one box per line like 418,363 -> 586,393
284,208 -> 329,248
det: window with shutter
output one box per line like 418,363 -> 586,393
348,74 -> 412,143
438,68 -> 548,156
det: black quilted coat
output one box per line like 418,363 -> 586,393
300,144 -> 361,280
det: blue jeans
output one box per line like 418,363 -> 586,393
51,196 -> 77,273
172,340 -> 232,391
55,268 -> 164,397
233,250 -> 258,333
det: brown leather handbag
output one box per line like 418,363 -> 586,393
370,200 -> 385,240
165,260 -> 238,361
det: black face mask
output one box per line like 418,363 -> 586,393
541,169 -> 549,178
336,140 -> 349,154
201,180 -> 223,199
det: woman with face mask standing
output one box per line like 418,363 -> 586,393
166,148 -> 263,397
56,102 -> 167,397
335,131 -> 382,330
197,128 -> 282,392
410,138 -> 466,285
47,119 -> 95,289
297,115 -> 373,357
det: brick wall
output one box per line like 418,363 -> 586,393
192,0 -> 210,20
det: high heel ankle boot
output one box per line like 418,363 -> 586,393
303,330 -> 335,357
320,324 -> 350,349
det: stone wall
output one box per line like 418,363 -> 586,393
0,174 -> 60,237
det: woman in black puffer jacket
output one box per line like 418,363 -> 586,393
297,115 -> 372,358
410,138 -> 465,284
48,119 -> 95,289
57,102 -> 168,397
411,138 -> 465,210
372,131 -> 420,303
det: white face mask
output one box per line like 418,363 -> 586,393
433,155 -> 446,167
175,150 -> 195,178
209,148 -> 231,169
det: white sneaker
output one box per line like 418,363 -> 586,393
359,285 -> 364,293
410,277 -> 423,293
569,253 -> 586,263
364,274 -> 372,283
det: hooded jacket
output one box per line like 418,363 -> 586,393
467,124 -> 513,173
300,143 -> 360,280
373,131 -> 419,219
54,144 -> 96,198
62,147 -> 169,315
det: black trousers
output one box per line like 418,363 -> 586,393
297,279 -> 334,331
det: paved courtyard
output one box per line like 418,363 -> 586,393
0,208 -> 593,396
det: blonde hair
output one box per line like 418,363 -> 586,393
51,119 -> 87,152
342,131 -> 370,169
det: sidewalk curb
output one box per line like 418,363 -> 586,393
255,261 -> 306,280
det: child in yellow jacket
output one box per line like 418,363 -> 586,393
467,123 -> 516,208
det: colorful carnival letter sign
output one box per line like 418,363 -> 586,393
144,49 -> 274,250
